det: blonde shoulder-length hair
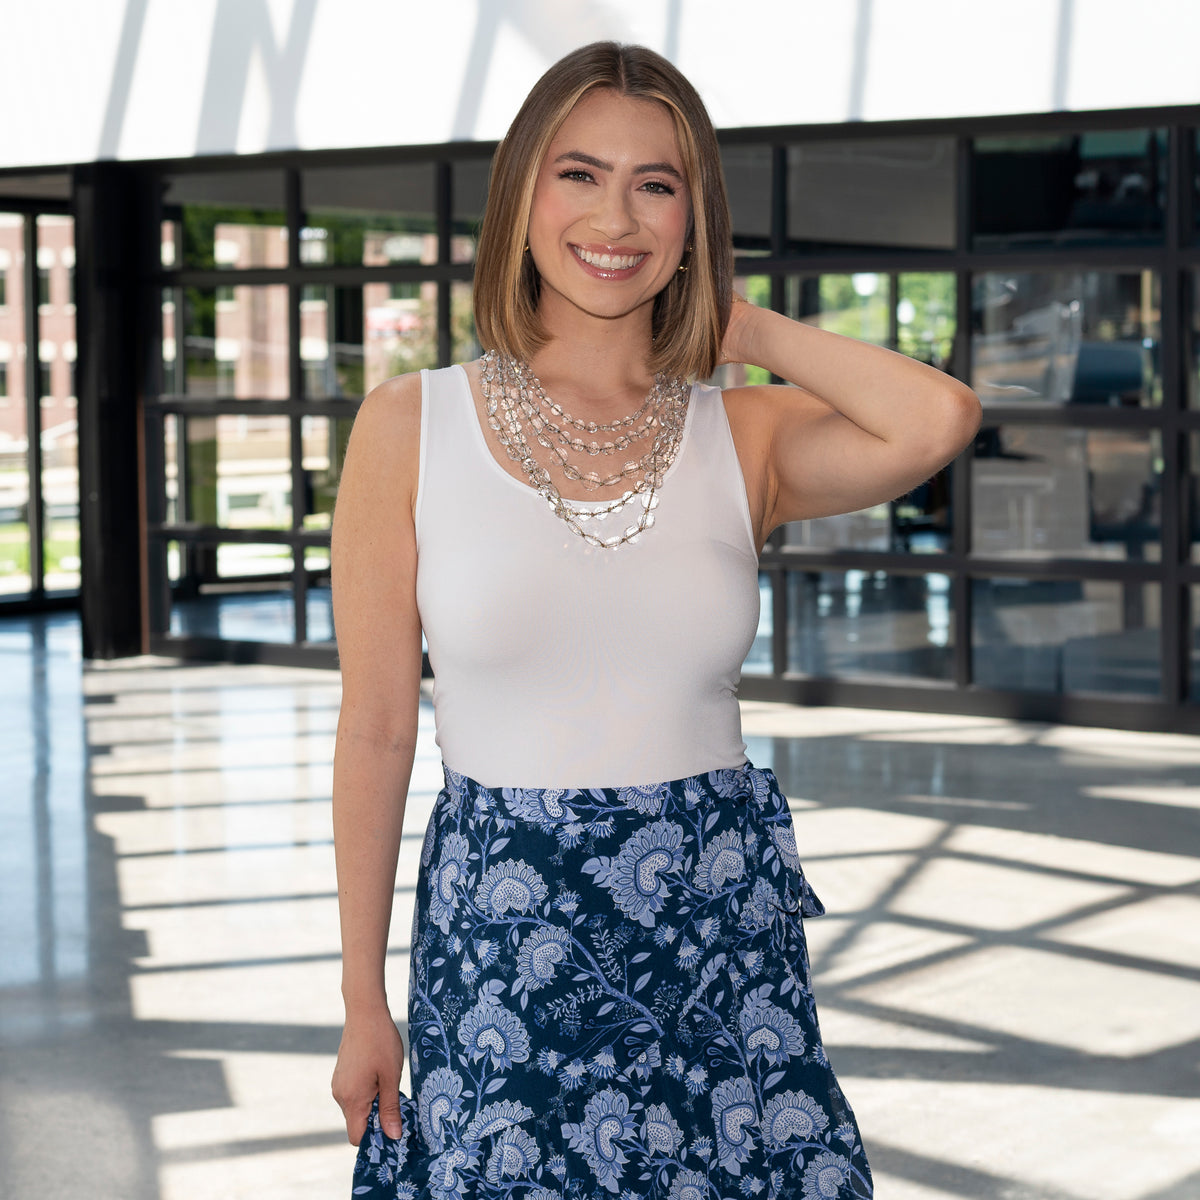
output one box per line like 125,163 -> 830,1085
472,42 -> 732,381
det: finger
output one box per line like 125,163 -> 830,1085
377,1081 -> 404,1140
346,1099 -> 370,1147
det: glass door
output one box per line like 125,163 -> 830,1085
0,212 -> 31,597
0,208 -> 79,604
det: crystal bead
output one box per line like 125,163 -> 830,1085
476,349 -> 688,551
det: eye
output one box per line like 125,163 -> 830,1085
557,168 -> 594,183
641,180 -> 678,197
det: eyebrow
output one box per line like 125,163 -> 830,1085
554,150 -> 684,182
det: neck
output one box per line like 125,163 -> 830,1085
528,296 -> 657,413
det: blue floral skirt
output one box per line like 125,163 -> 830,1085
353,763 -> 873,1199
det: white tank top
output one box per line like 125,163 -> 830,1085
414,364 -> 760,788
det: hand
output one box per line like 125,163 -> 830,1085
331,1006 -> 407,1145
718,293 -> 757,367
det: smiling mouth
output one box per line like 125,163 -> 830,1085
572,246 -> 647,270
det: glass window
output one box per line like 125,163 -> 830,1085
305,545 -> 333,643
161,287 -> 182,394
782,465 -> 952,555
786,271 -> 891,345
0,362 -> 6,396
300,416 -> 352,532
453,159 -> 491,264
452,281 -> 479,362
1190,434 -> 1200,563
168,544 -> 294,643
162,414 -> 180,525
785,270 -> 955,367
0,269 -> 7,307
161,218 -> 178,269
788,136 -> 955,252
974,427 -> 1161,561
162,170 -> 287,270
181,285 -> 290,398
301,283 -> 437,397
38,216 -> 78,592
742,571 -> 773,676
0,215 -> 29,597
42,414 -> 79,591
1187,273 -> 1200,410
896,272 -> 956,369
787,569 -> 954,681
1191,587 -> 1200,703
37,266 -> 51,307
972,270 -> 1159,407
974,129 -> 1166,249
972,578 -> 1160,696
300,284 -> 362,397
302,163 -> 436,267
724,145 -> 772,256
183,414 -> 292,529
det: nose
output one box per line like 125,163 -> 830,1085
588,185 -> 637,241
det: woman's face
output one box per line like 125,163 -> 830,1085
527,88 -> 692,329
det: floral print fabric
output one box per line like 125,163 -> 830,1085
353,763 -> 873,1199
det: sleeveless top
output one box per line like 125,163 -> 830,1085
414,364 -> 760,788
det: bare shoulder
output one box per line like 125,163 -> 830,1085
333,374 -> 425,704
351,372 -> 423,451
340,372 -> 424,517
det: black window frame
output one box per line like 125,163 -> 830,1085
127,109 -> 1200,732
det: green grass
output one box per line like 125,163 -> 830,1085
0,522 -> 79,576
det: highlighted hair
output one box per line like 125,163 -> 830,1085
473,42 -> 732,380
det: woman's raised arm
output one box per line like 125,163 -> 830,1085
329,372 -> 423,1145
721,300 -> 982,548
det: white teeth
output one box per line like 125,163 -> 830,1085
574,247 -> 645,270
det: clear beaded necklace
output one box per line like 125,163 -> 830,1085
479,350 -> 691,549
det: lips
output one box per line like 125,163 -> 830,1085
571,245 -> 647,271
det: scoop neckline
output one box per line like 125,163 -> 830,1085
452,361 -> 699,509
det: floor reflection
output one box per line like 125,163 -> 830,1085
2,614 -> 1199,1199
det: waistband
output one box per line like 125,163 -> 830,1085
433,760 -> 825,919
440,759 -> 783,817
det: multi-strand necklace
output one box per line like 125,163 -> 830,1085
479,349 -> 691,549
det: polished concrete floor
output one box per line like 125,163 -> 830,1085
3,613 -> 1199,1200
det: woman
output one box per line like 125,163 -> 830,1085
331,42 -> 980,1200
